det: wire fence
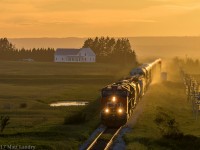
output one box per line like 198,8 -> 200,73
180,68 -> 200,120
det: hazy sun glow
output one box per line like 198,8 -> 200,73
1,0 -> 200,37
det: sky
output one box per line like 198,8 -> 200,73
1,0 -> 200,38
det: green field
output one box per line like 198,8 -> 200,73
0,61 -> 135,149
124,61 -> 200,150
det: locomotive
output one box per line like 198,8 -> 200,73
100,59 -> 162,127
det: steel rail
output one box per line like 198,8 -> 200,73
86,127 -> 107,150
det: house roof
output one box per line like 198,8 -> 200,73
55,48 -> 80,55
55,48 -> 95,56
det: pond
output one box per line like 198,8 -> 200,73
50,101 -> 89,107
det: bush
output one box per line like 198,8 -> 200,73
154,110 -> 183,139
0,116 -> 10,133
64,112 -> 87,125
19,103 -> 27,108
64,100 -> 100,125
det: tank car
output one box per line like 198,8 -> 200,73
130,58 -> 162,87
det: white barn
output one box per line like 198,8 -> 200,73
54,48 -> 96,63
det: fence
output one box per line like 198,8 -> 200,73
180,68 -> 200,120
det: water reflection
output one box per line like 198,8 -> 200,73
50,101 -> 89,107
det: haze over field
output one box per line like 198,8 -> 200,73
9,37 -> 200,59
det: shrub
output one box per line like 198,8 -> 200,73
64,112 -> 86,125
154,111 -> 183,139
0,116 -> 10,133
19,103 -> 27,108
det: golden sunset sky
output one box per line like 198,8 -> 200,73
1,0 -> 200,37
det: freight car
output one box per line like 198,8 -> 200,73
130,58 -> 162,85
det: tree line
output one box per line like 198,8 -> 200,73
0,38 -> 54,61
0,37 -> 137,64
82,37 -> 137,64
174,57 -> 200,68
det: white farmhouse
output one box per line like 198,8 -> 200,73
54,48 -> 96,62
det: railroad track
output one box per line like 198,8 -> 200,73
86,126 -> 122,150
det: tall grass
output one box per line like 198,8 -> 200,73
0,61 -> 135,149
124,61 -> 200,150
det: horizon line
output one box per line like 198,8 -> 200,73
6,36 -> 200,39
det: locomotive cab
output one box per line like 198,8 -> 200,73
100,83 -> 137,127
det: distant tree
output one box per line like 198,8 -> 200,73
0,38 -> 16,60
194,59 -> 199,67
82,36 -> 137,64
0,37 -> 55,61
0,38 -> 15,52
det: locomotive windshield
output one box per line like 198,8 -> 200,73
115,90 -> 127,97
102,90 -> 113,97
102,90 -> 127,98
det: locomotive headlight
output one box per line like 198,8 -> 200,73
112,96 -> 116,102
105,108 -> 109,113
118,108 -> 123,113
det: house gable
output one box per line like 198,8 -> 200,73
78,48 -> 96,57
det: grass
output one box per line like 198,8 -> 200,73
0,61 -> 135,149
124,61 -> 200,150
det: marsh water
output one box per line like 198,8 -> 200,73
50,101 -> 89,107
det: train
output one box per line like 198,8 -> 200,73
100,59 -> 162,127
